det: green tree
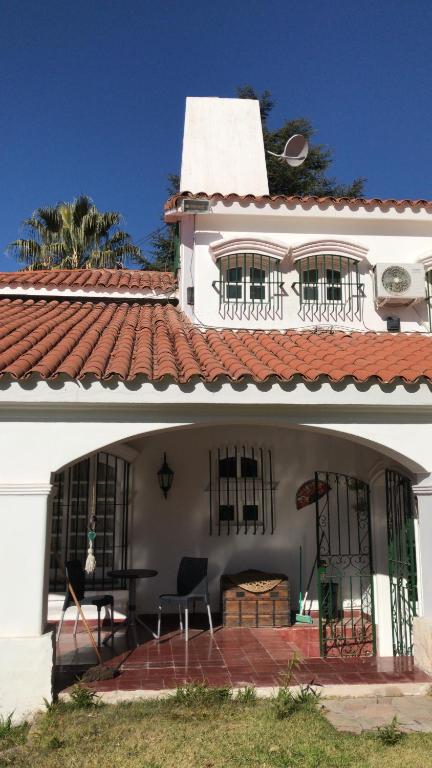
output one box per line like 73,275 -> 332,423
133,175 -> 180,272
236,85 -> 365,197
8,195 -> 143,270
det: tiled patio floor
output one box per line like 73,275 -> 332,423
55,617 -> 432,694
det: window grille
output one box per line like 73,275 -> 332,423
293,255 -> 364,321
207,446 -> 276,535
49,452 -> 129,592
214,253 -> 283,319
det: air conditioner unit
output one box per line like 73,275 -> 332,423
374,263 -> 425,306
181,198 -> 210,214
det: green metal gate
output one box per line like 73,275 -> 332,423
315,471 -> 376,657
385,469 -> 417,656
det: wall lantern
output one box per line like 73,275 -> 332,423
157,453 -> 174,498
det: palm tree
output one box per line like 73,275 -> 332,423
7,195 -> 143,270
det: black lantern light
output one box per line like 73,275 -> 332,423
157,453 -> 174,498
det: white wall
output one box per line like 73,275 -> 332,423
180,210 -> 432,331
0,400 -> 430,719
128,424 -> 394,650
180,98 -> 269,196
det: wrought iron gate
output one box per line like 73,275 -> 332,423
385,470 -> 417,656
315,472 -> 376,657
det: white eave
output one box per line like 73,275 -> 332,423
165,197 -> 432,224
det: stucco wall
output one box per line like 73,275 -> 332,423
127,424 -> 394,651
181,211 -> 432,331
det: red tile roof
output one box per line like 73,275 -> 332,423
0,268 -> 177,293
165,191 -> 432,214
1,295 -> 432,384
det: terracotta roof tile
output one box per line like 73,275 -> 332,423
165,192 -> 432,214
1,296 -> 432,385
0,268 -> 177,294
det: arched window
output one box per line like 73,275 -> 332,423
218,252 -> 280,307
210,238 -> 289,319
50,452 -> 130,592
291,239 -> 368,321
294,254 -> 364,319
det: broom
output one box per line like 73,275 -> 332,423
66,580 -> 119,682
295,546 -> 313,624
54,551 -> 119,683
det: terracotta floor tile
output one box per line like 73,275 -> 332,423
55,622 -> 432,695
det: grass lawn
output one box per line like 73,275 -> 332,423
2,685 -> 432,768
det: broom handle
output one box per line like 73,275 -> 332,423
54,552 -> 103,666
68,581 -> 103,666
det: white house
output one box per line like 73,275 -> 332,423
2,96 -> 432,719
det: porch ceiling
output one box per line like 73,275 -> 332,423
1,294 -> 432,384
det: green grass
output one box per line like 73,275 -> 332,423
2,693 -> 432,768
0,713 -> 29,759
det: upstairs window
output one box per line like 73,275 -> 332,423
294,255 -> 364,321
215,253 -> 282,318
301,265 -> 342,303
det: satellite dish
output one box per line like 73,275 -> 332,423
268,134 -> 309,167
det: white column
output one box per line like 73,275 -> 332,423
412,478 -> 432,673
0,482 -> 54,721
369,470 -> 393,656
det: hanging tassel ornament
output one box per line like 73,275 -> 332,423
85,515 -> 97,574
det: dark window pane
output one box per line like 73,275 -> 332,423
303,269 -> 318,283
243,505 -> 259,521
303,286 -> 318,301
250,267 -> 266,282
226,266 -> 242,282
326,269 -> 341,284
327,286 -> 342,301
241,457 -> 258,478
227,284 -> 242,300
250,285 -> 265,301
219,505 -> 235,521
219,456 -> 237,478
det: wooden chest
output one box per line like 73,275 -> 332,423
221,573 -> 290,628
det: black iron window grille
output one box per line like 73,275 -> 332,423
213,253 -> 284,320
49,452 -> 130,592
207,446 -> 276,535
293,255 -> 364,322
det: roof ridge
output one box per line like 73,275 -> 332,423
0,268 -> 178,296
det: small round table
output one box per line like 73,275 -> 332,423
107,568 -> 158,647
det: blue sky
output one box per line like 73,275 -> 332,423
1,0 -> 432,271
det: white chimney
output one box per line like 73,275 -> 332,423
180,97 -> 269,196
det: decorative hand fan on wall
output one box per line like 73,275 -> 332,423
296,479 -> 330,510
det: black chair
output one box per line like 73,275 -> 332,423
56,559 -> 114,647
156,557 -> 213,642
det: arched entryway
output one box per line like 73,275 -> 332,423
47,422 -> 421,662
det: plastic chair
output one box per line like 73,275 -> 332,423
56,559 -> 114,647
156,557 -> 213,641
